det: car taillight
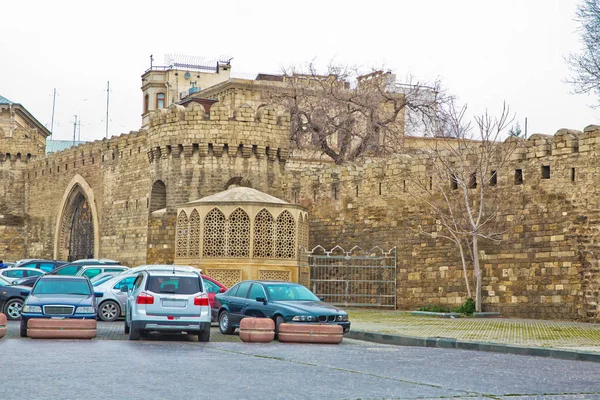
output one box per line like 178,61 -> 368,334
137,292 -> 154,305
194,296 -> 209,306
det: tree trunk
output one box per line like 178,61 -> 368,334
472,235 -> 482,312
457,239 -> 472,298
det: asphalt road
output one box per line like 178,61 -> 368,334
2,333 -> 600,400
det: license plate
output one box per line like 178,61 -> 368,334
51,317 -> 66,320
161,300 -> 186,308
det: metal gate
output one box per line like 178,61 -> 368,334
302,246 -> 396,309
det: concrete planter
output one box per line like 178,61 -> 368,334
278,323 -> 343,344
27,319 -> 97,339
0,313 -> 6,339
239,317 -> 275,343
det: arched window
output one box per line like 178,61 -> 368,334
275,210 -> 296,259
144,94 -> 149,113
149,180 -> 166,213
228,208 -> 250,258
176,211 -> 189,258
203,208 -> 226,257
156,93 -> 165,109
188,209 -> 201,258
253,209 -> 275,258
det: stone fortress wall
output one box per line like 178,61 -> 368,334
2,82 -> 600,320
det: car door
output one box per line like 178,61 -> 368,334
229,281 -> 251,324
112,276 -> 136,311
245,283 -> 268,318
203,279 -> 222,308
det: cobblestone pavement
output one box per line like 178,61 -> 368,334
1,339 -> 599,399
348,309 -> 600,351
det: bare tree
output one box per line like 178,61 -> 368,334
268,62 -> 447,164
408,101 -> 519,312
566,0 -> 600,104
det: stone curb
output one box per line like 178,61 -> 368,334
346,330 -> 600,363
410,311 -> 462,318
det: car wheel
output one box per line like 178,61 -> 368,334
198,328 -> 210,342
98,300 -> 120,322
128,325 -> 140,341
20,318 -> 27,338
218,310 -> 235,335
274,315 -> 285,337
4,298 -> 23,320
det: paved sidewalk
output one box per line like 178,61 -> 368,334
347,309 -> 600,352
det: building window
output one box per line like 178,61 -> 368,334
515,169 -> 523,185
156,93 -> 165,109
144,94 -> 149,113
469,172 -> 477,189
490,171 -> 497,186
541,165 -> 550,179
451,174 -> 458,190
571,167 -> 576,182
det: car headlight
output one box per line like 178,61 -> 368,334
292,315 -> 316,322
75,307 -> 96,314
22,305 -> 41,313
337,315 -> 348,322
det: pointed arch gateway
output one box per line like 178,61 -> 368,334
54,174 -> 100,261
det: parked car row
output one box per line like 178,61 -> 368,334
2,260 -> 351,342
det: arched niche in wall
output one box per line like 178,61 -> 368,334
149,180 -> 167,213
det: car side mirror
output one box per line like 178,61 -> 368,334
319,297 -> 325,302
219,287 -> 226,293
20,291 -> 29,296
94,292 -> 104,298
120,286 -> 129,293
256,297 -> 267,304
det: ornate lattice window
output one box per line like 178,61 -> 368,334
275,210 -> 296,259
206,269 -> 243,288
188,209 -> 201,258
203,208 -> 226,257
258,270 -> 292,282
228,208 -> 250,257
176,211 -> 189,258
253,209 -> 275,258
298,213 -> 309,261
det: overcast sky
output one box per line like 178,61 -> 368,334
1,0 -> 597,142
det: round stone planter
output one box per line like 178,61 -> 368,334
0,313 -> 7,339
239,317 -> 275,343
278,323 -> 343,344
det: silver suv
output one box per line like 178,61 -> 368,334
124,269 -> 211,341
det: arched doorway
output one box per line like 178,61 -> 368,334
54,175 -> 100,261
67,193 -> 94,261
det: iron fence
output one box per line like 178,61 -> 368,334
301,246 -> 397,309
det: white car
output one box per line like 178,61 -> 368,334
51,264 -> 129,280
124,264 -> 201,275
0,268 -> 44,283
124,269 -> 211,341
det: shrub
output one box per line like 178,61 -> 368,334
454,298 -> 476,315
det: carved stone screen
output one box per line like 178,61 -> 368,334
206,269 -> 243,288
176,211 -> 189,258
188,209 -> 201,258
253,209 -> 275,258
275,210 -> 296,259
228,208 -> 250,257
258,270 -> 292,282
203,208 -> 226,257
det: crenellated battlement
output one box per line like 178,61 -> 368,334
145,102 -> 290,164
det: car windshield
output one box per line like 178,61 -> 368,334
265,284 -> 320,302
146,276 -> 201,294
92,275 -> 114,286
33,279 -> 91,296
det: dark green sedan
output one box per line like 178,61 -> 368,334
213,280 -> 350,335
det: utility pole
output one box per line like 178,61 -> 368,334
78,112 -> 81,141
105,81 -> 110,139
524,117 -> 528,139
50,88 -> 56,138
73,115 -> 77,146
